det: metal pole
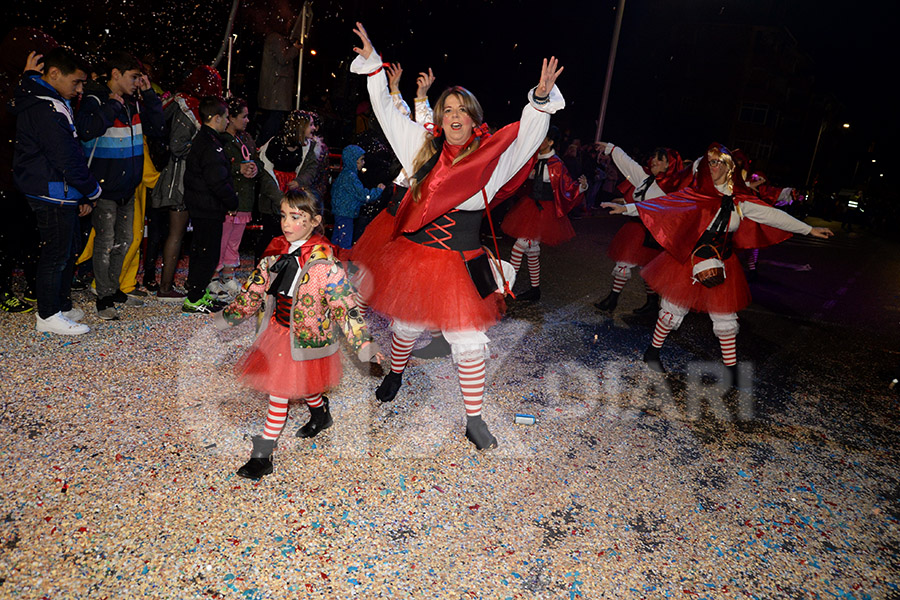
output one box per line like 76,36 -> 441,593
595,0 -> 626,143
295,2 -> 312,110
226,34 -> 235,96
805,120 -> 826,188
211,0 -> 241,69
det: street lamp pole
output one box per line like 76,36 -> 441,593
805,119 -> 827,189
594,0 -> 626,143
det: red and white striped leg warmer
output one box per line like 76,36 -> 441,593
355,292 -> 369,318
262,395 -> 290,440
305,393 -> 323,408
747,248 -> 759,271
389,333 -> 416,374
458,358 -> 486,417
510,239 -> 526,273
612,273 -> 629,293
644,279 -> 655,295
717,334 -> 737,366
527,253 -> 541,287
651,318 -> 673,349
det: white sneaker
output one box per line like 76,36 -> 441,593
62,307 -> 85,322
36,312 -> 90,335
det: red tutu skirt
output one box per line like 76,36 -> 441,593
607,220 -> 663,266
641,251 -> 751,314
349,209 -> 395,268
234,319 -> 343,398
363,235 -> 503,331
501,197 -> 575,246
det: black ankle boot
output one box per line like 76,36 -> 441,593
236,436 -> 276,479
376,371 -> 403,402
465,415 -> 498,450
516,286 -> 541,302
642,346 -> 666,373
296,396 -> 333,438
411,334 -> 452,359
633,293 -> 659,315
594,291 -> 619,311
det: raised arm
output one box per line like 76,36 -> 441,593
741,201 -> 833,238
350,23 -> 427,173
480,57 -> 565,201
414,68 -> 435,125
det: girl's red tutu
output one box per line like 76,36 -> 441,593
641,251 -> 751,314
607,220 -> 663,266
362,235 -> 503,331
501,197 -> 575,246
235,319 -> 343,398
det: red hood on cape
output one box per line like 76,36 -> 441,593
616,147 -> 691,203
636,145 -> 791,263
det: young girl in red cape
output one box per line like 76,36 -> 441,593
593,143 -> 692,313
350,22 -> 565,449
602,143 -> 833,379
500,125 -> 588,302
214,190 -> 383,479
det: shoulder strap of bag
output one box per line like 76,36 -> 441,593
481,188 -> 514,298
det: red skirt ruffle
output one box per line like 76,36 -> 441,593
501,197 -> 575,246
349,209 -> 395,268
607,220 -> 662,266
361,235 -> 503,331
641,251 -> 751,314
235,319 -> 343,398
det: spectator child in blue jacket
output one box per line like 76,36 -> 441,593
329,144 -> 384,253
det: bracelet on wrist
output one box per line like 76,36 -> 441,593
532,91 -> 550,105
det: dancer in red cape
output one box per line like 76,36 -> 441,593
500,125 -> 587,302
350,22 -> 565,449
602,143 -> 833,380
593,142 -> 692,314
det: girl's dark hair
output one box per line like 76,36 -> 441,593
281,189 -> 324,235
227,97 -> 248,116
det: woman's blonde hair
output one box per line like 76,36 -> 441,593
408,87 -> 484,201
281,189 -> 324,235
706,144 -> 736,195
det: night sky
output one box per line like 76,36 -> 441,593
3,0 -> 895,186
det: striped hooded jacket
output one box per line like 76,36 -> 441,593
75,78 -> 165,203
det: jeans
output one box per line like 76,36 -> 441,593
92,195 -> 135,299
186,217 -> 224,302
27,198 -> 80,319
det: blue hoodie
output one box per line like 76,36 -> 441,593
11,72 -> 101,206
329,144 -> 383,218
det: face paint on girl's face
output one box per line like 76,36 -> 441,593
280,201 -> 321,242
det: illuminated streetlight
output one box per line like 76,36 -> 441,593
842,123 -> 850,128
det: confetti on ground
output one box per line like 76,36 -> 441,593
0,220 -> 898,598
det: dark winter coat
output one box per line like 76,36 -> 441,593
183,124 -> 238,220
10,72 -> 101,206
